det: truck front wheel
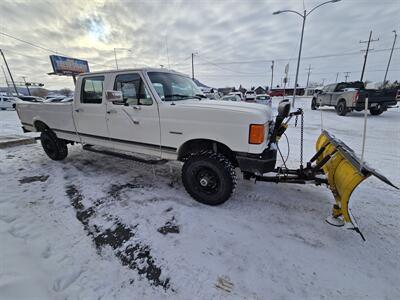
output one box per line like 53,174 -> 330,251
336,100 -> 348,116
40,131 -> 68,161
182,151 -> 237,206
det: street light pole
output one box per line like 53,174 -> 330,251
114,48 -> 118,70
273,0 -> 341,107
114,48 -> 133,70
383,30 -> 397,86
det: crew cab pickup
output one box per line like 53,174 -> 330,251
311,81 -> 398,116
16,68 -> 277,205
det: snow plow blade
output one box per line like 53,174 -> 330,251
316,130 -> 398,235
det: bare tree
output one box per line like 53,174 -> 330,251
59,88 -> 73,96
31,88 -> 48,98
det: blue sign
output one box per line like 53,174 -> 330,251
50,55 -> 89,75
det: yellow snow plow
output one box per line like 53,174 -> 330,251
315,130 -> 398,239
251,102 -> 398,240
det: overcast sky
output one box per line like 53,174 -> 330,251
0,0 -> 399,90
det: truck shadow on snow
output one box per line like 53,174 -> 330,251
65,183 -> 172,291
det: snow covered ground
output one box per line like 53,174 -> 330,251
0,97 -> 399,299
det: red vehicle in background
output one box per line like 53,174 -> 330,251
268,89 -> 285,97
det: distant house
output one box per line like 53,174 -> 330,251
254,86 -> 266,95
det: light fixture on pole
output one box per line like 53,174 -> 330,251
113,48 -> 133,70
273,0 -> 341,107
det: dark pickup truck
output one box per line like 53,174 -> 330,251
311,81 -> 399,116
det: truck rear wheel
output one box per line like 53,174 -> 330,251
369,106 -> 384,116
336,100 -> 348,116
182,151 -> 237,206
40,130 -> 68,161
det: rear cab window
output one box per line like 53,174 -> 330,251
81,76 -> 104,104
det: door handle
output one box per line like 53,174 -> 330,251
107,109 -> 117,114
132,105 -> 141,110
133,119 -> 140,125
74,108 -> 82,112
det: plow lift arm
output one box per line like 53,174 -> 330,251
250,100 -> 398,240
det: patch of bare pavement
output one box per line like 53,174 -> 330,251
19,175 -> 49,184
65,184 -> 172,291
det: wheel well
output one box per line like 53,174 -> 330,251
33,120 -> 50,132
177,139 -> 238,166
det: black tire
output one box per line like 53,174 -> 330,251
336,100 -> 348,116
182,151 -> 237,206
40,130 -> 68,160
369,106 -> 384,116
311,98 -> 317,110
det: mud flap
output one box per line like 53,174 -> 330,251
316,130 -> 398,238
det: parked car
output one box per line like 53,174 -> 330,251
311,81 -> 398,116
268,89 -> 285,97
60,97 -> 73,103
228,92 -> 244,101
205,92 -> 220,100
44,96 -> 66,103
16,68 -> 276,206
18,96 -> 44,102
245,90 -> 256,101
0,96 -> 18,110
220,95 -> 241,101
255,94 -> 272,106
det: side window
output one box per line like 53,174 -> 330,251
114,73 -> 153,106
81,76 -> 104,104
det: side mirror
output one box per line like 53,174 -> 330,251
106,90 -> 123,103
277,99 -> 291,118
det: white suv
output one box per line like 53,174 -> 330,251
0,96 -> 17,110
245,90 -> 256,101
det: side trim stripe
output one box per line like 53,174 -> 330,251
51,128 -> 177,152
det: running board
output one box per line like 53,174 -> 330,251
82,145 -> 168,165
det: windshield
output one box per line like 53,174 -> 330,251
148,72 -> 204,101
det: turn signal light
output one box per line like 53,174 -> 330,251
249,124 -> 265,144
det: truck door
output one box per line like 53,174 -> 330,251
319,85 -> 330,105
73,76 -> 109,146
330,84 -> 341,106
106,72 -> 161,157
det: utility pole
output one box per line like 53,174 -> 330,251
359,31 -> 379,82
21,76 -> 31,95
191,53 -> 195,80
0,49 -> 19,96
270,60 -> 274,89
344,72 -> 351,82
335,72 -> 339,83
383,30 -> 397,86
1,66 -> 11,96
305,64 -> 312,88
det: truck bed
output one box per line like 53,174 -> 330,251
16,101 -> 76,133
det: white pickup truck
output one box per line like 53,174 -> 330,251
17,68 -> 279,205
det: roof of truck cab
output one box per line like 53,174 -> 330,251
79,67 -> 186,77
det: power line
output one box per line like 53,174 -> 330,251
173,47 -> 399,67
0,31 -> 113,68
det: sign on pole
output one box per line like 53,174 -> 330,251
49,55 -> 89,76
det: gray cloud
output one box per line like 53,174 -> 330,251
0,0 -> 398,90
